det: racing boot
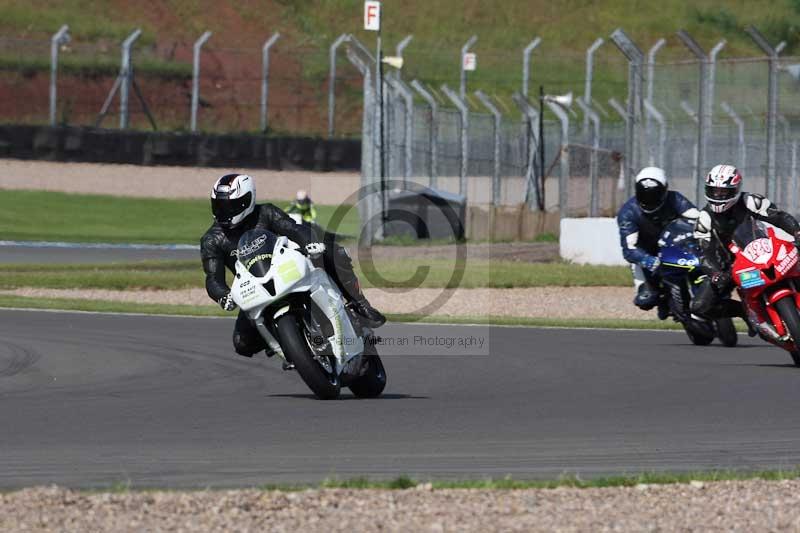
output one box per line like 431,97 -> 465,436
756,322 -> 784,344
351,291 -> 386,328
333,254 -> 386,328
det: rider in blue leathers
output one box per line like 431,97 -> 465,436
617,167 -> 698,317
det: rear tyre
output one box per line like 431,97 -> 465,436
348,343 -> 387,398
773,297 -> 800,367
715,317 -> 738,347
684,322 -> 714,346
276,314 -> 340,399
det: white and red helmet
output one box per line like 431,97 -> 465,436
704,164 -> 742,213
210,173 -> 256,229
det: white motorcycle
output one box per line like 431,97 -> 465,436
229,229 -> 386,400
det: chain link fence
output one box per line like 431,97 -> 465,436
3,26 -> 800,223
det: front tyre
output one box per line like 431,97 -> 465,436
715,317 -> 738,347
348,343 -> 387,398
276,314 -> 340,399
773,297 -> 800,367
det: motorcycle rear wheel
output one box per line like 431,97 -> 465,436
684,322 -> 714,346
348,342 -> 387,398
276,314 -> 341,399
714,317 -> 738,347
774,297 -> 800,367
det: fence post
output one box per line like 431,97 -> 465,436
190,31 -> 212,132
512,92 -> 541,211
545,98 -> 571,219
677,31 -> 722,204
646,39 -> 666,104
778,114 -> 791,199
260,32 -> 280,133
522,37 -> 542,99
119,29 -> 142,129
746,26 -> 785,199
442,84 -> 470,199
328,34 -> 351,138
345,47 -> 378,245
576,98 -> 601,216
645,39 -> 665,163
643,99 -> 666,168
460,35 -> 478,100
396,34 -> 413,59
475,91 -> 502,206
680,100 -> 700,188
50,25 -> 70,127
792,141 -> 798,216
583,38 -> 604,142
720,101 -> 747,174
411,79 -> 439,188
388,77 -> 414,185
610,29 -> 645,199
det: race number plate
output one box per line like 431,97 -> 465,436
738,269 -> 765,289
742,238 -> 773,264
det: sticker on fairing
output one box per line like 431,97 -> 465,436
277,260 -> 301,284
738,269 -> 766,289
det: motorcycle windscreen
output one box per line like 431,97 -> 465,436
235,229 -> 278,277
659,218 -> 698,253
732,218 -> 769,248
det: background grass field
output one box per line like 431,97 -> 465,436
0,190 -> 360,244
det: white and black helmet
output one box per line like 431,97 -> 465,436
634,166 -> 669,213
705,164 -> 742,213
211,173 -> 256,229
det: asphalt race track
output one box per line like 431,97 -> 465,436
0,243 -> 198,264
2,309 -> 800,488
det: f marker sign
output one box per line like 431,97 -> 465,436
364,1 -> 381,31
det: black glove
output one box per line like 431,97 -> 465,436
219,293 -> 237,312
710,271 -> 732,291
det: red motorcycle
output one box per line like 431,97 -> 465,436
729,218 -> 800,365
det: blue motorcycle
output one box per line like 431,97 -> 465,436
657,218 -> 738,347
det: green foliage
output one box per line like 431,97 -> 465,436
0,2 -> 155,43
692,7 -> 740,33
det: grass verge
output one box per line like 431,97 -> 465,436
0,294 -> 694,331
0,190 -> 360,244
83,470 -> 800,493
0,259 -> 631,290
311,469 -> 800,490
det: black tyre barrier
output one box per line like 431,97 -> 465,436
0,124 -> 360,172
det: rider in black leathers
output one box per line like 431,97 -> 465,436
201,174 -> 385,358
691,164 -> 800,339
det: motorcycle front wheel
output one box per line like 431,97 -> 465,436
276,314 -> 341,399
773,297 -> 800,367
714,317 -> 738,347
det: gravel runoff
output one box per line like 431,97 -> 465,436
3,481 -> 800,532
1,286 -> 654,321
0,159 -> 360,204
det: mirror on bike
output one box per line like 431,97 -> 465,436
235,229 -> 278,277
